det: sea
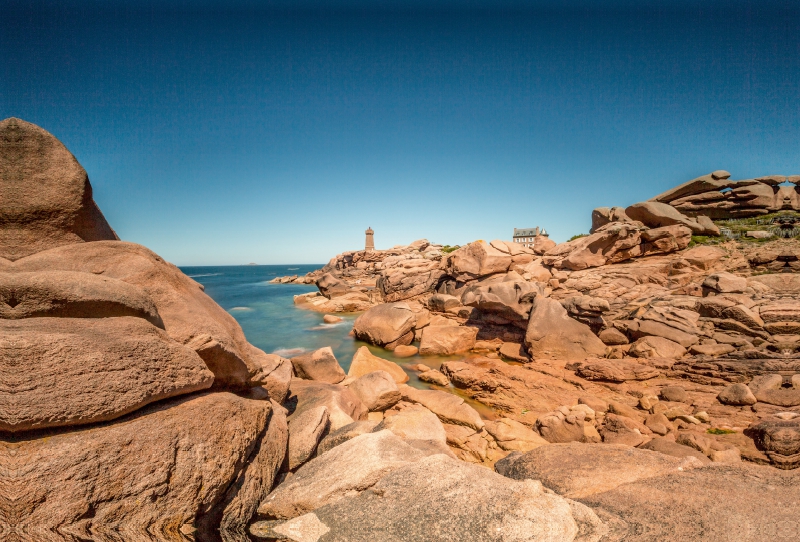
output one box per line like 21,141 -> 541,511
179,264 -> 455,388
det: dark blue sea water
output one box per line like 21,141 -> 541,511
179,265 -> 440,383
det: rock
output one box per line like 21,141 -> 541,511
0,317 -> 214,432
703,272 -> 748,293
579,463 -> 797,541
428,293 -> 462,312
374,404 -> 449,451
259,454 -> 596,542
498,341 -> 531,362
639,437 -> 711,463
682,245 -> 725,269
287,405 -> 330,470
748,374 -> 800,407
352,302 -> 416,350
443,240 -> 512,281
348,346 -> 409,384
315,273 -> 349,298
629,336 -> 687,359
495,442 -> 704,499
525,296 -> 607,360
535,410 -> 585,443
461,280 -> 540,322
323,314 -> 343,324
709,447 -> 741,463
418,325 -> 478,356
417,369 -> 450,386
600,413 -> 650,446
290,346 -> 347,384
542,221 -> 646,270
258,430 -> 431,520
630,319 -> 699,347
659,386 -> 688,403
400,386 -> 484,430
607,401 -> 643,421
532,235 -> 556,255
717,383 -> 757,406
377,263 -> 446,303
746,416 -> 800,468
579,396 -> 609,413
484,417 -> 549,452
289,379 -> 368,431
650,171 -> 732,204
347,371 -> 401,411
590,206 -> 631,232
599,327 -> 629,345
689,343 -> 736,356
315,420 -> 380,456
392,344 -> 418,358
625,201 -> 717,235
575,359 -> 660,382
0,118 -> 119,261
4,392 -> 286,537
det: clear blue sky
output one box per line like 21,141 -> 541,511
3,1 -> 800,265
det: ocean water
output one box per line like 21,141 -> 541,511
179,265 -> 452,386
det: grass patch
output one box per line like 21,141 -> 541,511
567,234 -> 588,242
441,245 -> 461,254
707,428 -> 736,435
688,235 -> 724,247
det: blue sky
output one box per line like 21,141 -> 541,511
3,1 -> 800,265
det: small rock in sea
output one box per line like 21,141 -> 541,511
323,314 -> 343,324
393,345 -> 419,358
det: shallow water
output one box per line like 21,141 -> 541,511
179,265 -> 477,391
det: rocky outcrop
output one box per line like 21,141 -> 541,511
525,296 -> 607,360
352,302 -> 416,349
254,454 -> 604,542
0,119 -> 291,538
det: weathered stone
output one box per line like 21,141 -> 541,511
576,359 -> 660,382
352,302 -> 416,349
417,369 -> 450,386
400,385 -> 484,430
287,405 -> 330,470
599,327 -> 629,345
0,118 -> 119,261
0,317 -> 213,432
258,430 -> 431,520
629,336 -> 687,359
259,454 -> 598,542
347,370 -> 401,411
348,346 -> 409,384
443,241 -> 513,280
290,346 -> 347,384
749,374 -> 800,407
461,280 -> 540,322
498,341 -> 531,362
392,344 -> 418,358
374,404 -> 449,451
496,442 -> 703,499
535,410 -> 585,443
625,201 -> 717,235
659,386 -> 688,403
315,273 -> 349,298
289,379 -> 368,431
630,319 -> 698,347
428,293 -> 462,312
717,383 -> 757,406
484,417 -> 549,452
703,272 -> 748,293
525,296 -> 607,360
419,325 -> 478,356
1,392 -> 286,537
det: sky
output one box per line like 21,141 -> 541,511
3,0 -> 800,265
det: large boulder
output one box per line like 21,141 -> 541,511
348,346 -> 409,384
0,316 -> 214,432
418,325 -> 478,356
400,386 -> 484,431
4,392 -> 287,538
525,297 -> 607,360
288,379 -> 368,431
377,263 -> 445,303
650,170 -> 731,204
257,430 -> 432,520
255,454 -> 601,542
347,370 -> 402,411
287,405 -> 330,470
542,222 -> 645,270
579,462 -> 799,541
496,442 -> 704,499
315,273 -> 349,298
484,417 -> 549,452
352,302 -> 416,350
290,346 -> 347,384
460,280 -> 540,323
373,404 -> 449,453
625,201 -> 719,236
0,117 -> 118,261
443,240 -> 512,281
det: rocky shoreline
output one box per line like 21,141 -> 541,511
3,117 -> 799,541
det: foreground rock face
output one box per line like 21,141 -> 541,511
0,118 -> 293,537
255,454 -> 601,542
1,392 -> 287,538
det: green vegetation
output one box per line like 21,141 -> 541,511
567,234 -> 588,242
714,211 -> 800,243
688,235 -> 724,248
441,245 -> 461,254
707,428 -> 736,435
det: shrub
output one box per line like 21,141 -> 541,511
441,245 -> 461,254
567,234 -> 587,242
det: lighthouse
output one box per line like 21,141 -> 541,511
365,227 -> 375,252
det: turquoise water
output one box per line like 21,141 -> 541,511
179,265 -> 442,383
